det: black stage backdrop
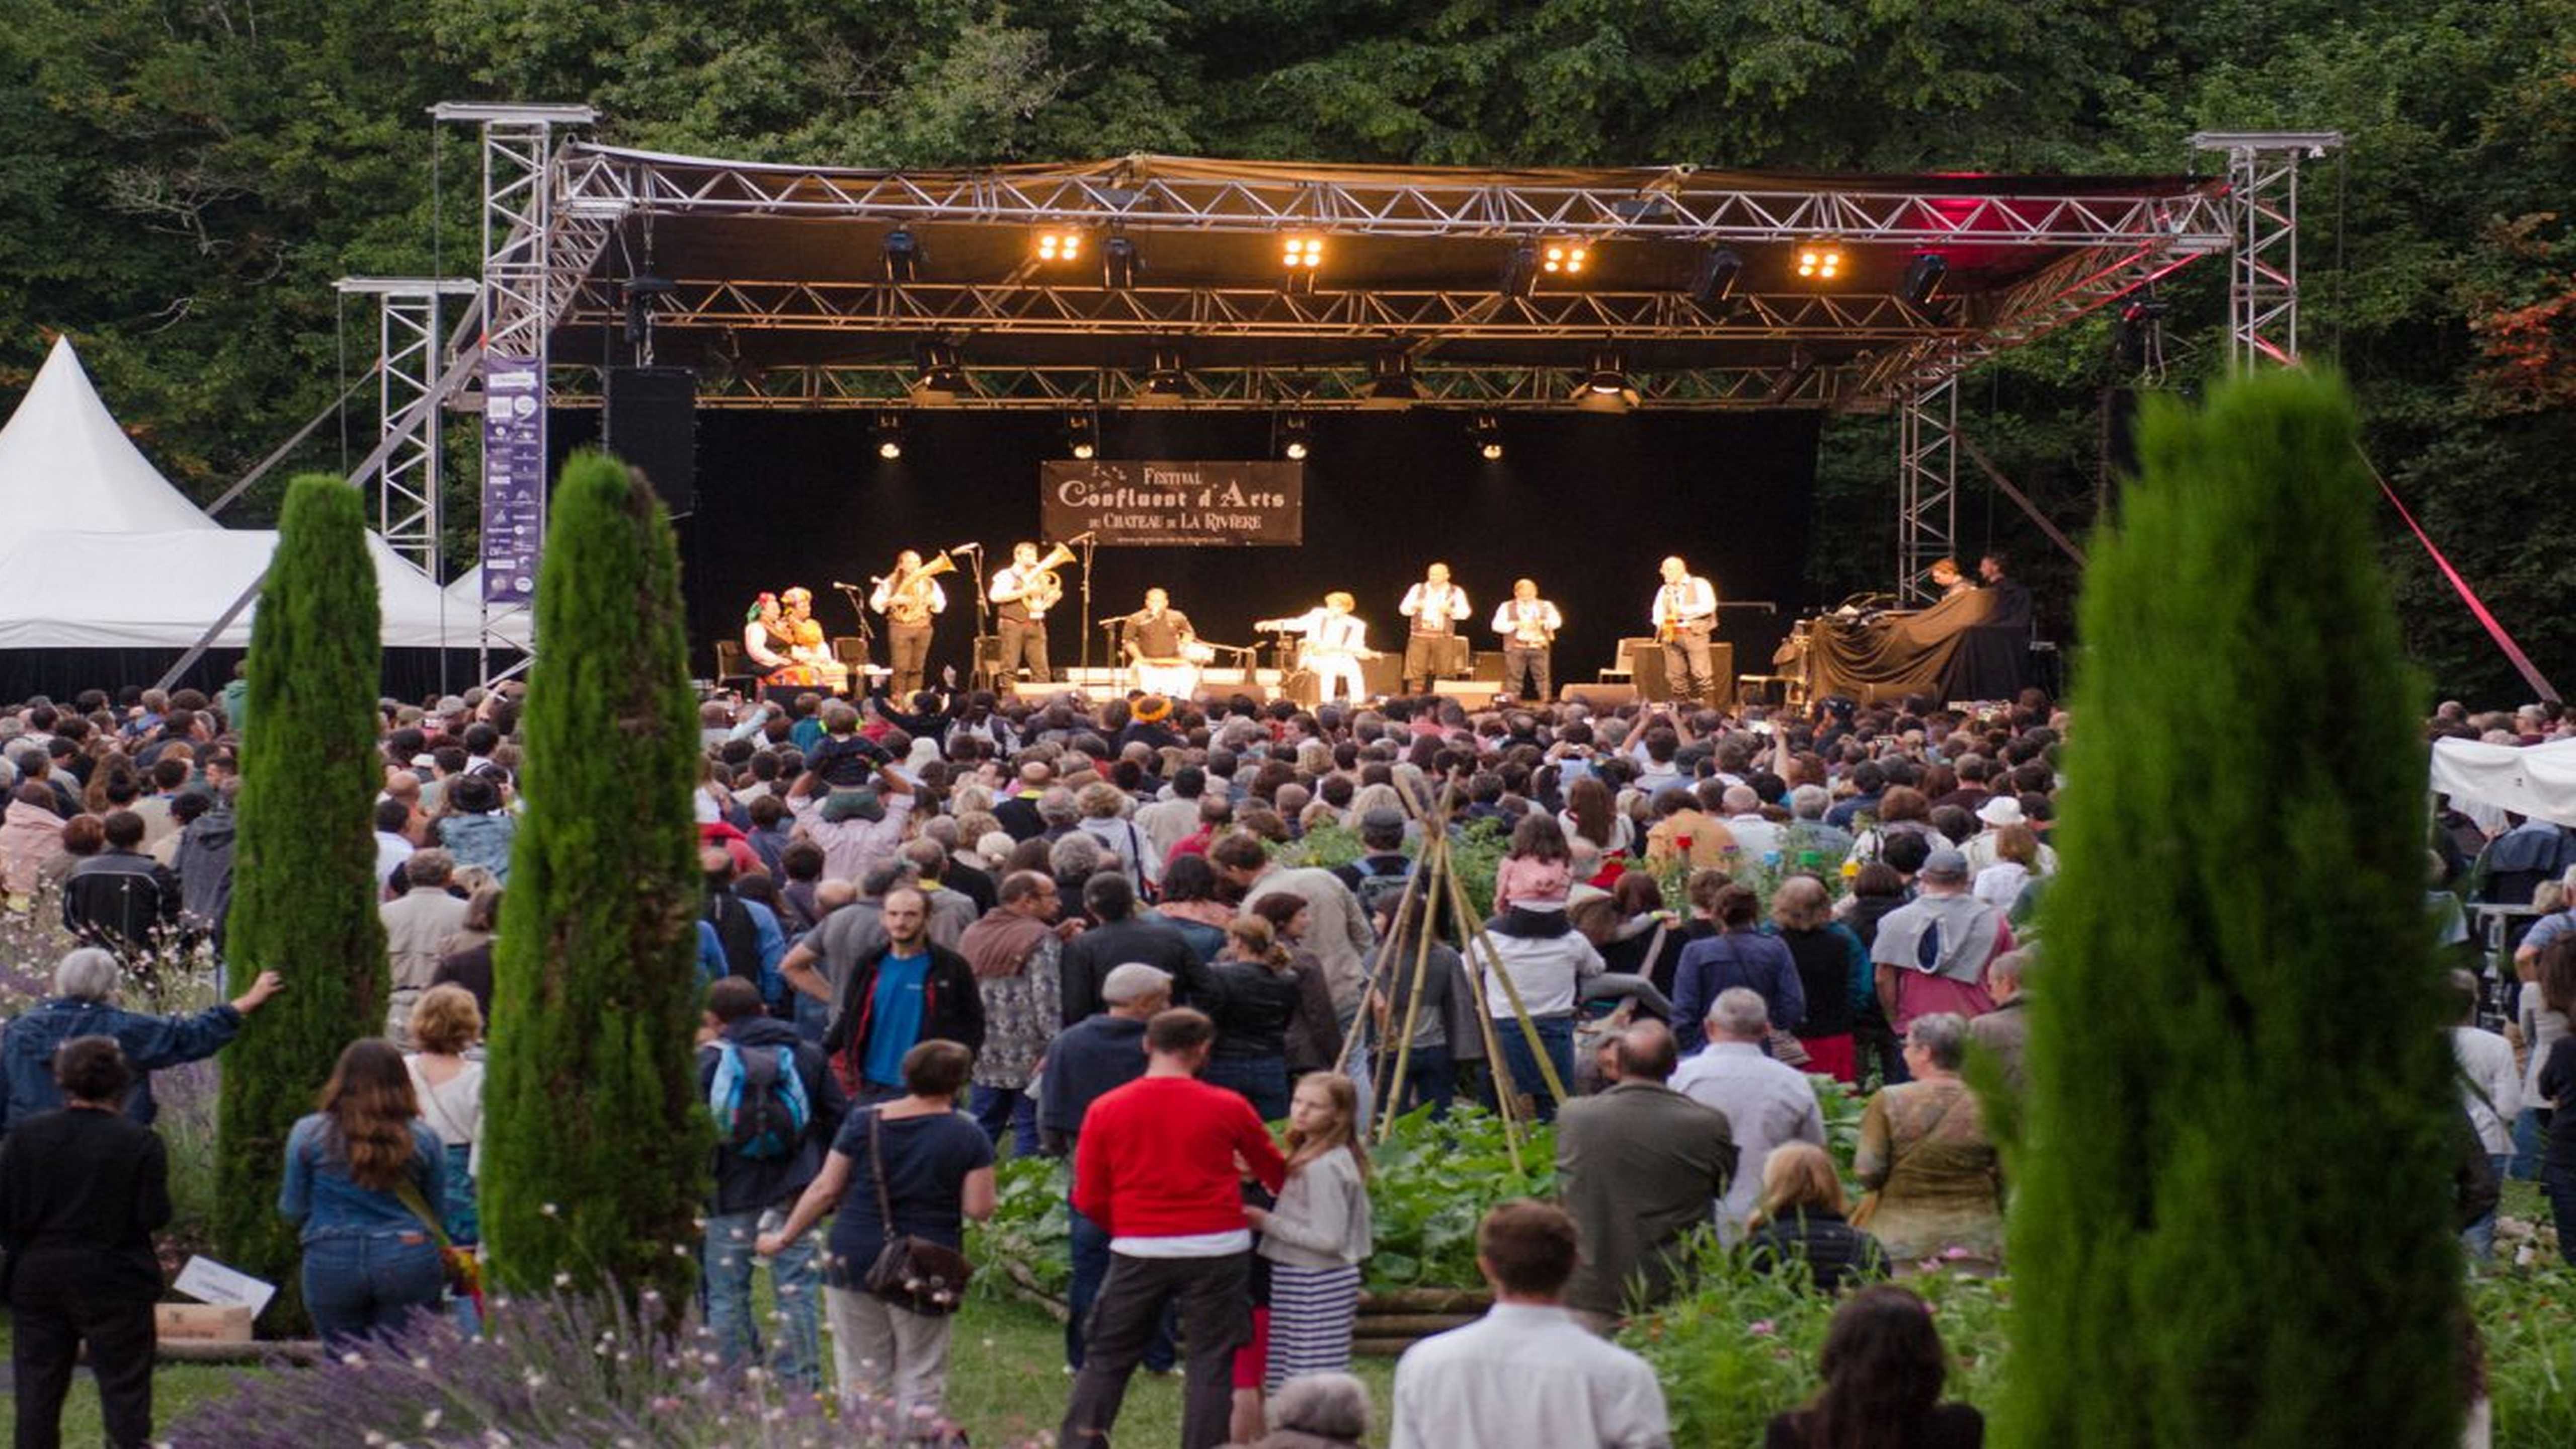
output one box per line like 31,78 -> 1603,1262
557,409 -> 1823,695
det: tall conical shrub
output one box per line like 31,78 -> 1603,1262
214,474 -> 389,1332
480,452 -> 706,1309
1997,370 -> 2462,1445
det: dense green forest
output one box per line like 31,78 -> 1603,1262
6,1 -> 2569,700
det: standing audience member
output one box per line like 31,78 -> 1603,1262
1764,1285 -> 1983,1448
1466,889 -> 1603,1123
60,810 -> 178,961
1216,832 -> 1379,1025
1671,989 -> 1827,1240
1059,871 -> 1208,1024
380,849 -> 468,1048
278,1039 -> 448,1347
959,870 -> 1067,1156
1555,1020 -> 1735,1328
1671,884 -> 1805,1053
0,1038 -> 169,1449
1854,1014 -> 2005,1273
1,947 -> 282,1133
1742,1143 -> 1888,1294
401,987 -> 487,1272
1035,964 -> 1177,1376
821,888 -> 983,1101
1204,916 -> 1310,1121
2447,968 -> 2519,1260
1062,1008 -> 1290,1449
1869,851 -> 2008,1036
1247,1073 -> 1374,1392
700,977 -> 847,1390
434,773 -> 515,883
1389,1199 -> 1671,1449
763,1039 -> 992,1420
1773,874 -> 1870,1082
1491,814 -> 1575,913
428,886 -> 504,1023
2534,984 -> 2576,1264
1247,893 -> 1344,1077
1965,950 -> 2033,1095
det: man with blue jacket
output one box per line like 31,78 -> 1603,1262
1,947 -> 282,1134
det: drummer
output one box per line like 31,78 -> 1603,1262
1120,587 -> 1200,692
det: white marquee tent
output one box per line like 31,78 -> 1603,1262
0,336 -> 488,652
2430,736 -> 2576,829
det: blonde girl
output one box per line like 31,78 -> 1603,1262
1248,1072 -> 1374,1391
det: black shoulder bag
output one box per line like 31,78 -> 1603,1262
860,1108 -> 975,1315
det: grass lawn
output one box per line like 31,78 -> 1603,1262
1,1294 -> 1401,1446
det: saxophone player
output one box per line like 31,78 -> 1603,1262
1490,578 -> 1564,703
869,549 -> 950,699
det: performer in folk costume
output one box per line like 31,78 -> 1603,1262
989,541 -> 1062,684
1490,578 -> 1564,704
1260,592 -> 1375,705
743,592 -> 793,678
1397,562 -> 1472,693
1651,555 -> 1719,705
869,549 -> 950,699
1120,587 -> 1202,697
787,617 -> 849,693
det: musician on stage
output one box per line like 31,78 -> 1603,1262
869,549 -> 949,698
1651,555 -> 1719,705
989,540 -> 1059,684
1490,578 -> 1564,704
742,592 -> 792,678
1929,557 -> 1975,600
787,616 -> 850,694
1119,588 -> 1196,667
781,585 -> 817,636
1398,561 -> 1472,693
1258,592 -> 1372,705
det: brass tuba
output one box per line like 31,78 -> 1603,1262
1020,542 -> 1077,613
880,551 -> 957,624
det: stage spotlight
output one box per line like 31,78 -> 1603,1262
1065,412 -> 1096,460
1584,349 -> 1627,395
1542,241 -> 1590,277
874,413 -> 906,460
1136,347 -> 1187,405
1689,247 -> 1743,305
1499,242 -> 1538,299
1103,233 -> 1140,289
882,228 -> 921,284
1279,413 -> 1311,461
1282,234 -> 1324,270
1794,242 -> 1842,283
1472,415 -> 1504,461
911,340 -> 967,400
1901,253 -> 1949,307
1034,229 -> 1085,264
1359,351 -> 1419,408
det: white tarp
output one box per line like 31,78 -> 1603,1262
0,337 -> 219,541
441,567 -> 534,651
0,528 -> 484,651
2430,737 -> 2576,829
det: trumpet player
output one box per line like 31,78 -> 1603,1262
869,548 -> 950,698
989,540 -> 1062,684
1490,577 -> 1564,703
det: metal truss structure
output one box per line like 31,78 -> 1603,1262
1896,356 -> 1961,606
334,278 -> 475,573
2190,132 -> 2343,368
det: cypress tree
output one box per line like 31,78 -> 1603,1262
480,452 -> 706,1308
213,474 -> 389,1332
1997,370 -> 2462,1445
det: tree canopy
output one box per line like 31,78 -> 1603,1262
5,0 -> 2570,696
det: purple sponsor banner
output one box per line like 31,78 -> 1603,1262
480,353 -> 546,605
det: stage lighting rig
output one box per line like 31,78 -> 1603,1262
1576,350 -> 1636,414
1901,253 -> 1950,307
1542,241 -> 1590,277
874,413 -> 906,460
1688,247 -> 1743,306
1065,412 -> 1097,460
1359,351 -> 1419,408
1794,242 -> 1842,283
1282,234 -> 1324,271
1136,347 -> 1188,405
1279,413 -> 1312,461
911,340 -> 968,400
1034,228 -> 1085,264
1103,232 -> 1141,289
882,228 -> 921,284
1472,415 -> 1504,461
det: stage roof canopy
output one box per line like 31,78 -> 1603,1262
542,146 -> 2232,411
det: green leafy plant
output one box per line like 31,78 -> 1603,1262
1360,1104 -> 1553,1293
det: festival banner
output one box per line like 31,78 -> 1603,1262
479,353 -> 546,605
1039,461 -> 1303,546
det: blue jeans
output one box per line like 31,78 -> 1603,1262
2511,1107 -> 2545,1181
302,1231 -> 444,1349
1488,1015 -> 1574,1123
1067,1203 -> 1174,1373
970,1084 -> 1041,1158
2464,1153 -> 2512,1259
701,1206 -> 822,1390
1374,1044 -> 1455,1120
1200,1055 -> 1290,1122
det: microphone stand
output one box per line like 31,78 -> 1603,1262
965,548 -> 992,692
1076,533 -> 1098,675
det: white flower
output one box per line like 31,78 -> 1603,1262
554,1271 -> 574,1287
422,1410 -> 444,1431
522,1367 -> 547,1390
539,1202 -> 560,1218
341,1351 -> 366,1366
364,1433 -> 388,1446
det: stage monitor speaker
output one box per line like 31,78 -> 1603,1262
604,366 -> 698,516
1470,650 -> 1507,683
1630,645 -> 1668,702
1626,641 -> 1734,707
1561,683 -> 1638,709
1359,653 -> 1405,698
1433,680 -> 1506,703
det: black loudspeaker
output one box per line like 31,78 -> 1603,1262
1360,653 -> 1405,698
1470,649 -> 1507,682
604,366 -> 699,516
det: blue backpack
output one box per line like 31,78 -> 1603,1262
709,1041 -> 811,1160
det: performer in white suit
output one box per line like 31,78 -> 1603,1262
1259,592 -> 1374,704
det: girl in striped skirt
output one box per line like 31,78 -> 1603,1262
1248,1072 -> 1374,1391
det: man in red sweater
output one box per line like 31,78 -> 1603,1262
1061,1008 -> 1288,1449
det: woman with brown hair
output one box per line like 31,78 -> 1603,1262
278,1038 -> 447,1346
1743,1143 -> 1888,1293
1766,1284 -> 1983,1447
1558,773 -> 1633,860
1248,893 -> 1342,1078
1204,915 -> 1308,1121
1774,874 -> 1870,1083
